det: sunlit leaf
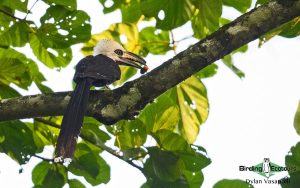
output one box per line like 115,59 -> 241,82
196,64 -> 218,79
171,76 -> 209,143
32,161 -> 67,188
0,21 -> 31,47
139,94 -> 179,133
294,101 -> 300,135
115,119 -> 147,150
99,0 -> 124,14
30,34 -> 72,68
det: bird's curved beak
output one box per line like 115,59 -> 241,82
118,51 -> 147,69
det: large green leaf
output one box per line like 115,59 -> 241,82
81,117 -> 111,144
99,0 -> 125,14
191,0 -> 222,39
152,130 -> 190,152
32,161 -> 67,188
183,171 -> 204,188
0,121 -> 38,164
121,0 -> 142,23
0,84 -> 20,99
0,21 -> 31,47
43,0 -> 77,10
223,0 -> 251,13
139,27 -> 171,55
68,142 -> 110,185
213,179 -> 254,188
147,147 -> 186,182
0,47 -> 50,92
294,101 -> 300,135
114,119 -> 147,150
139,94 -> 179,133
39,5 -> 91,48
284,142 -> 300,186
171,76 -> 209,143
141,0 -> 195,30
0,52 -> 31,89
0,0 -> 28,12
29,34 -> 72,68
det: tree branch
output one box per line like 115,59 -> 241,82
0,0 -> 299,124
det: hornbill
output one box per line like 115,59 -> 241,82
54,39 -> 148,162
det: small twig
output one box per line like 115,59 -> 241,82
0,9 -> 23,21
25,0 -> 40,19
170,30 -> 177,55
33,154 -> 54,162
176,35 -> 193,43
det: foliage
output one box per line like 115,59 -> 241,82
0,0 -> 299,187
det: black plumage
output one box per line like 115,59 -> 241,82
55,54 -> 121,159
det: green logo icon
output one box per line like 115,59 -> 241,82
253,158 -> 283,178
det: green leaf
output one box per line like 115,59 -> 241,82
223,55 -> 245,78
141,0 -> 195,30
139,27 -> 171,55
222,45 -> 248,78
282,142 -> 300,187
114,119 -> 147,150
68,142 -> 110,185
196,64 -> 218,79
0,21 -> 31,47
0,0 -> 28,12
256,0 -> 269,6
192,0 -> 222,39
0,121 -> 38,164
33,117 -> 61,146
68,179 -> 86,188
81,117 -> 111,144
172,76 -> 209,143
223,0 -> 252,13
147,147 -> 186,182
260,18 -> 300,46
178,151 -> 211,172
294,101 -> 300,135
0,84 -> 20,99
139,94 -> 179,133
32,161 -> 67,188
39,5 -> 91,48
121,0 -> 142,23
29,34 -> 72,68
0,49 -> 31,89
213,179 -> 254,188
152,130 -> 190,152
43,0 -> 77,10
183,171 -> 204,188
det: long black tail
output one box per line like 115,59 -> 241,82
55,78 -> 93,159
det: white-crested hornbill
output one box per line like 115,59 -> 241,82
54,39 -> 148,162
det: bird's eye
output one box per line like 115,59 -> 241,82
114,49 -> 123,56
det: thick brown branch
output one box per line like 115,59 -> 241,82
0,0 -> 299,124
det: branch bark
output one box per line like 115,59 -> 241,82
0,0 -> 299,124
